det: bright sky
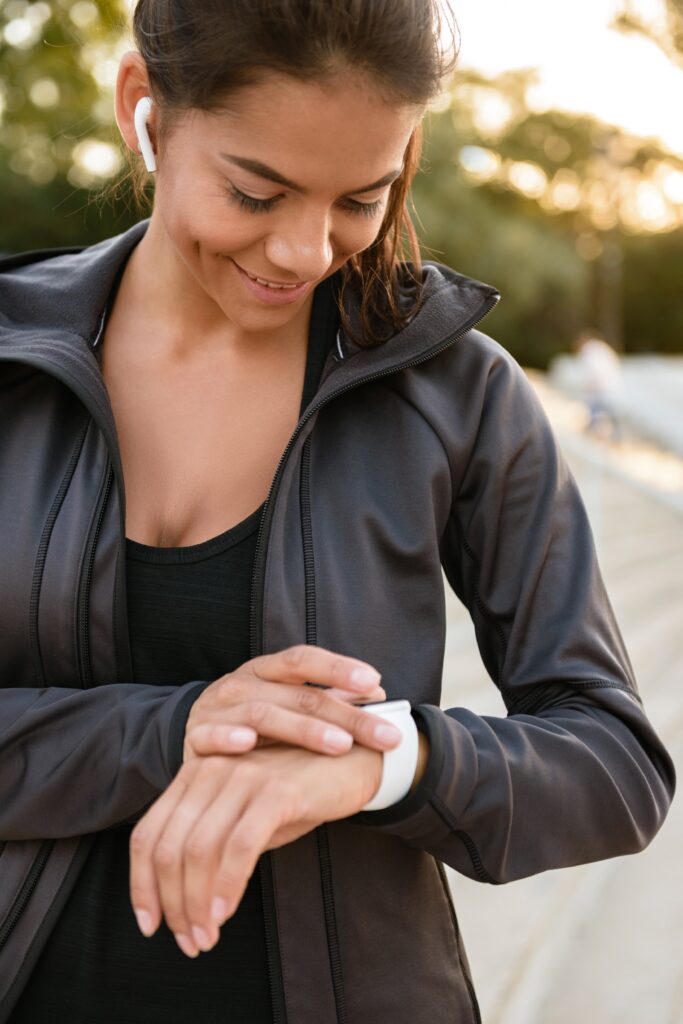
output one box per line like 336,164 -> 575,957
449,0 -> 683,158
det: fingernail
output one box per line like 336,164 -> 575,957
322,727 -> 353,752
211,896 -> 230,924
350,667 -> 381,689
374,723 -> 402,745
175,932 -> 199,958
134,908 -> 153,937
229,726 -> 256,746
191,924 -> 212,951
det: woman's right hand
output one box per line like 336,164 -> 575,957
181,644 -> 402,764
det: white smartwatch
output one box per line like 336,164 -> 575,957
358,699 -> 420,812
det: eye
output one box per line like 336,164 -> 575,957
226,183 -> 385,218
227,184 -> 279,213
340,197 -> 385,218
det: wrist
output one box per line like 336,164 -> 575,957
409,727 -> 430,794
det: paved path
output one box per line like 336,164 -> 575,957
440,373 -> 683,1024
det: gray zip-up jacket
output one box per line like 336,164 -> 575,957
0,220 -> 676,1023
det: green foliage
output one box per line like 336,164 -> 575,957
412,93 -> 591,368
0,0 -> 138,248
411,68 -> 683,366
622,229 -> 683,355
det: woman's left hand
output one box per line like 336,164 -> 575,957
129,741 -> 383,957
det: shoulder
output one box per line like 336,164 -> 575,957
393,259 -> 549,439
0,221 -> 148,342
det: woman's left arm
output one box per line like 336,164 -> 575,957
350,338 -> 676,884
129,738 -> 391,954
128,714 -> 430,956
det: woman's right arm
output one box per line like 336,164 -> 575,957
0,680 -> 211,841
0,646 -> 398,841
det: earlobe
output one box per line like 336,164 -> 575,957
134,95 -> 157,173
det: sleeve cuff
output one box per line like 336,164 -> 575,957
166,680 -> 215,776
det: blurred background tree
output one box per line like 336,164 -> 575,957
413,66 -> 683,365
612,0 -> 683,65
0,0 -> 138,247
1,0 -> 682,366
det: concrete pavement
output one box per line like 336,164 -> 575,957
440,372 -> 683,1024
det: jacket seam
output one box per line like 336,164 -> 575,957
380,379 -> 453,489
29,414 -> 90,687
508,678 -> 643,715
433,858 -> 482,1023
1,837 -> 88,1015
428,793 -> 498,884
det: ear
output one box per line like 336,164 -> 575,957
115,51 -> 156,167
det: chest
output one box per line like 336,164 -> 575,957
100,330 -> 308,548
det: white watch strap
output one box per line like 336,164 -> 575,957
358,700 -> 419,811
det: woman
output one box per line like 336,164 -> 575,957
0,1 -> 675,1021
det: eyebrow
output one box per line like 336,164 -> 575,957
219,153 -> 403,195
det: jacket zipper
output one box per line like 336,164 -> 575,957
0,465 -> 112,963
0,841 -> 55,955
301,435 -> 348,1024
0,420 -> 98,959
249,291 -> 500,1023
249,292 -> 500,655
77,461 -> 114,689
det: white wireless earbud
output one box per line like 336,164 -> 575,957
134,95 -> 157,173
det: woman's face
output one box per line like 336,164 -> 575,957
144,71 -> 422,332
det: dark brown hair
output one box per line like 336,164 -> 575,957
127,0 -> 459,346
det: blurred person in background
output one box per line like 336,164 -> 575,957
0,2 -> 675,1022
574,326 -> 624,442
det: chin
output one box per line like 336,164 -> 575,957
214,283 -> 304,332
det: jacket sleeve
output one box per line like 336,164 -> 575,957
0,679 -> 212,840
350,339 -> 676,883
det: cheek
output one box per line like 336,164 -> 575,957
157,178 -> 264,260
332,214 -> 385,258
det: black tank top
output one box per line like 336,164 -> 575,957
8,270 -> 341,1024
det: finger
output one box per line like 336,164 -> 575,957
244,643 -> 382,696
151,758 -> 233,955
185,723 -> 258,757
283,687 -> 403,753
192,692 -> 401,756
188,703 -> 354,756
129,768 -> 193,942
181,768 -> 264,951
323,684 -> 386,703
209,789 -> 287,934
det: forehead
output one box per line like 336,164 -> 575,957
183,72 -> 422,183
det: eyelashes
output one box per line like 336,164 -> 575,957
226,186 -> 278,214
226,184 -> 384,218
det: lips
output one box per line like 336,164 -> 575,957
231,259 -> 313,305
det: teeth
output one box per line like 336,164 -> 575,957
248,272 -> 299,290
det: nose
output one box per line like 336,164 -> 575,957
265,208 -> 334,282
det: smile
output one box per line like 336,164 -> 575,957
230,259 -> 313,305
243,270 -> 302,290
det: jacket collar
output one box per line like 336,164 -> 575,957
0,217 -> 501,409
